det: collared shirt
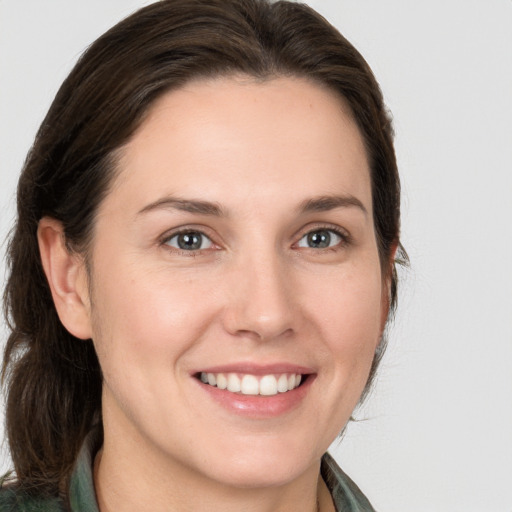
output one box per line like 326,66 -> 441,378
0,433 -> 376,511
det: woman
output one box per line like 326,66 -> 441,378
1,0 -> 405,510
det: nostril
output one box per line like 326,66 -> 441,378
232,326 -> 294,343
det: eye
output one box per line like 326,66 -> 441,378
296,228 -> 343,249
164,231 -> 213,251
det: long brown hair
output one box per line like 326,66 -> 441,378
2,0 -> 405,499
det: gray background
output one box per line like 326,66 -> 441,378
1,1 -> 511,510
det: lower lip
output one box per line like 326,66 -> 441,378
195,375 -> 315,418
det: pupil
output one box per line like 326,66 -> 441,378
178,232 -> 201,250
308,230 -> 330,248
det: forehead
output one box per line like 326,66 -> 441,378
109,75 -> 371,216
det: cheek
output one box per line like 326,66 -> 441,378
312,265 -> 383,343
89,261 -> 218,380
306,262 -> 384,386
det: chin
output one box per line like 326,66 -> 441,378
188,434 -> 322,489
202,458 -> 311,489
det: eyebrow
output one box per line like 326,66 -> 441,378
138,197 -> 226,217
137,193 -> 367,218
298,194 -> 368,216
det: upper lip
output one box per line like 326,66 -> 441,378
191,363 -> 315,376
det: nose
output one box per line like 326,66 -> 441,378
222,250 -> 296,342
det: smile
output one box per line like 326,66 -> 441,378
199,372 -> 302,396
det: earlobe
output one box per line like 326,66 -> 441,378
37,217 -> 93,340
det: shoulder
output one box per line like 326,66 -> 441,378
0,486 -> 66,512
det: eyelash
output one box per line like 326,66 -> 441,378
161,228 -> 217,256
160,225 -> 351,255
295,225 -> 351,251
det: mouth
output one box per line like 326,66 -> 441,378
193,365 -> 315,417
196,372 -> 304,397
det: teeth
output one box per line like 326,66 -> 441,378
216,373 -> 227,390
199,372 -> 303,396
277,374 -> 289,393
227,373 -> 241,392
241,375 -> 259,395
259,375 -> 277,396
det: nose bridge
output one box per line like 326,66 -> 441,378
223,241 -> 295,340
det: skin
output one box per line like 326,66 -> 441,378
39,76 -> 390,512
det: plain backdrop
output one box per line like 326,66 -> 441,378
1,1 -> 511,511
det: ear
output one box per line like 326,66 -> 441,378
38,217 -> 93,340
380,240 -> 399,332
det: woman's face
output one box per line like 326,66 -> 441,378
84,76 -> 388,488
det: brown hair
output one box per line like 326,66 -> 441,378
2,0 -> 406,499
